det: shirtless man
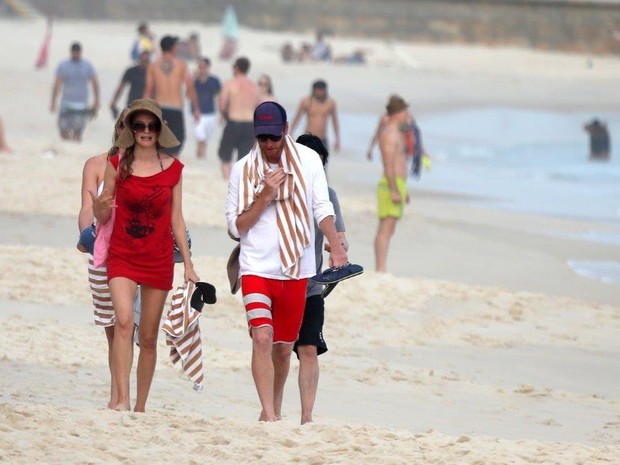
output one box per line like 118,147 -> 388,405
218,56 -> 259,180
374,95 -> 410,273
143,35 -> 200,156
290,80 -> 340,153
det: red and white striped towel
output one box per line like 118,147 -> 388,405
162,282 -> 204,391
238,135 -> 311,278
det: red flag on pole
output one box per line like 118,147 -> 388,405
35,18 -> 53,70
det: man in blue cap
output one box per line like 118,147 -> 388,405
225,101 -> 348,422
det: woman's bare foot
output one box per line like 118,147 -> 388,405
112,403 -> 130,411
258,410 -> 279,422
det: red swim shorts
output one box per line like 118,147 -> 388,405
241,275 -> 308,344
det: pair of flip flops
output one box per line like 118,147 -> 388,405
310,263 -> 364,298
190,281 -> 217,312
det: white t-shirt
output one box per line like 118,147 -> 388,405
226,143 -> 334,280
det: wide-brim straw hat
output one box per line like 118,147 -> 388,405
115,98 -> 180,149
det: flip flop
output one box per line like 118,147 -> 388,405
311,263 -> 364,285
321,282 -> 339,299
191,281 -> 217,312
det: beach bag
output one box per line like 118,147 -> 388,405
92,212 -> 114,268
93,153 -> 122,268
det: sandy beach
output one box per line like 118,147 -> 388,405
1,17 -> 619,464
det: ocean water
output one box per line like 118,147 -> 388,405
339,107 -> 620,283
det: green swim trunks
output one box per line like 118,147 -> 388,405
377,176 -> 407,219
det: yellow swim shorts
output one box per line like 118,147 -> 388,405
377,176 -> 407,219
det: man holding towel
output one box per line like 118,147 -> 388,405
225,101 -> 348,422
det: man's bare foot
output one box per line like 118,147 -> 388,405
301,417 -> 313,425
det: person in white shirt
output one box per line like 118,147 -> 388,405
226,101 -> 348,422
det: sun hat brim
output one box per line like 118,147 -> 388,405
115,99 -> 180,149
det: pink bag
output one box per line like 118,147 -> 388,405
92,209 -> 115,268
92,153 -> 122,268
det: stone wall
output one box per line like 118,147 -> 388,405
18,0 -> 620,54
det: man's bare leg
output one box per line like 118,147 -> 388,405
374,217 -> 397,273
197,140 -> 207,159
297,345 -> 319,424
251,326 -> 277,421
272,342 -> 294,420
221,161 -> 232,181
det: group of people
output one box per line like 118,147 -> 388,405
63,21 -> 421,420
76,95 -> 351,422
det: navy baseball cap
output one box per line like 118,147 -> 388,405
254,101 -> 287,136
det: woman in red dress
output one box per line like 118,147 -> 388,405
92,99 -> 199,412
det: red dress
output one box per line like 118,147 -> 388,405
106,154 -> 183,290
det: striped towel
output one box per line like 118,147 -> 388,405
162,282 -> 204,391
88,258 -> 114,327
238,135 -> 311,278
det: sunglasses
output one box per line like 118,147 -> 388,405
256,134 -> 283,142
131,121 -> 161,133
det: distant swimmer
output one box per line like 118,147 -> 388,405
584,118 -> 610,161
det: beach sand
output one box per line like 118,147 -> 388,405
0,17 -> 619,464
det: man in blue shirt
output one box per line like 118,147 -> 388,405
50,42 -> 99,142
192,57 -> 221,159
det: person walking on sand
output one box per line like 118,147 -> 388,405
290,80 -> 340,153
143,35 -> 200,157
50,42 -> 100,142
192,57 -> 221,160
218,56 -> 259,180
292,134 -> 348,425
109,50 -> 150,120
77,110 -> 130,408
225,101 -> 348,422
91,99 -> 199,412
374,95 -> 411,273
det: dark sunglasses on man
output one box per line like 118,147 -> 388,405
256,133 -> 283,142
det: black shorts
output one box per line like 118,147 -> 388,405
293,294 -> 328,358
161,107 -> 185,156
218,121 -> 255,162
